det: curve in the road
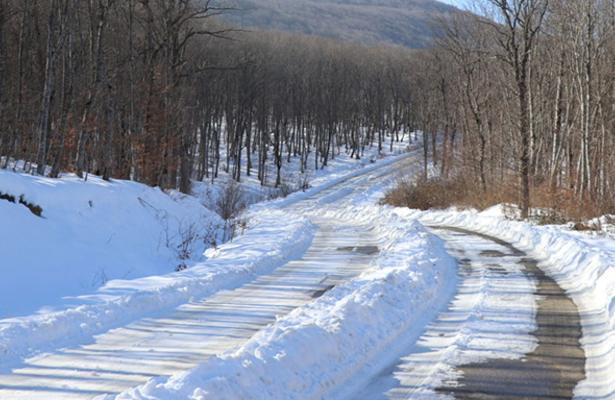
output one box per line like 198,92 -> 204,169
354,226 -> 586,400
435,227 -> 585,399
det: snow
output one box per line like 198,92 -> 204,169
0,207 -> 315,373
103,198 -> 615,400
353,226 -> 539,399
192,140 -> 412,212
98,205 -> 458,400
7,132 -> 612,399
402,207 -> 615,399
0,139 -> 414,378
0,171 -> 224,319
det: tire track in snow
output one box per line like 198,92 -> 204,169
436,229 -> 585,399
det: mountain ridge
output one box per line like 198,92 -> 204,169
217,0 -> 463,48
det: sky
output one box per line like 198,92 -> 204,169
438,0 -> 469,9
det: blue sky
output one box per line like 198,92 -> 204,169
438,0 -> 468,8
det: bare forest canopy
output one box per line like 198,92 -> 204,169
215,0 -> 464,48
0,0 -> 417,193
423,0 -> 615,218
2,0 -> 615,220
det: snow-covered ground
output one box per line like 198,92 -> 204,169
0,172 -> 224,319
192,139 -> 417,213
109,203 -> 615,400
0,139 -> 419,390
3,133 -> 614,399
101,203 -> 458,400
0,188 -> 316,374
0,140 -> 411,319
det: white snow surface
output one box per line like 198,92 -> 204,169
403,206 -> 615,400
6,136 -> 612,399
0,206 -> 314,373
0,172 -> 224,319
100,205 -> 458,400
103,202 -> 615,400
351,226 -> 539,399
0,140 -> 413,375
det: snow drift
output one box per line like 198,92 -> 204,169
0,205 -> 315,372
0,143 -> 413,375
0,170 -> 317,372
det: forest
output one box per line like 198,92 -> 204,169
413,0 -> 615,219
0,0 -> 416,194
0,0 -> 614,219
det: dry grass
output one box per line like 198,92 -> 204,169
382,177 -> 469,210
526,183 -> 614,227
383,175 -> 611,227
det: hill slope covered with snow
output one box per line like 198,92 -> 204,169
0,171 -> 225,318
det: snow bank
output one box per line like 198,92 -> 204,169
404,206 -> 615,400
0,171 -> 224,318
0,140 -> 412,318
0,205 -> 315,371
102,205 -> 457,400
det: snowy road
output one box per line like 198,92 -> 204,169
352,226 -> 586,399
0,152 -> 415,399
2,150 -> 590,400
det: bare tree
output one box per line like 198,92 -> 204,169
482,0 -> 548,217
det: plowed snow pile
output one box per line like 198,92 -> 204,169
100,205 -> 457,400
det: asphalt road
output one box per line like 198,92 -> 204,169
354,226 -> 586,400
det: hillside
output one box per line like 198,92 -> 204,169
217,0 -> 463,48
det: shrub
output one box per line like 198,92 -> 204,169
0,192 -> 16,203
278,182 -> 294,198
384,174 -> 611,226
571,221 -> 601,232
19,195 -> 43,217
382,176 -> 469,210
0,191 -> 43,217
216,180 -> 245,221
173,220 -> 220,271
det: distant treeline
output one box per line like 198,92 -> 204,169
0,0 -> 418,193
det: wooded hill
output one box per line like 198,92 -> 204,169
217,0 -> 463,48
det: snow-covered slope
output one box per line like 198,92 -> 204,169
0,140 -> 414,376
0,140 -> 411,319
0,171 -> 224,318
0,207 -> 315,374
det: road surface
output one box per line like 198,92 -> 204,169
352,226 -> 586,400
